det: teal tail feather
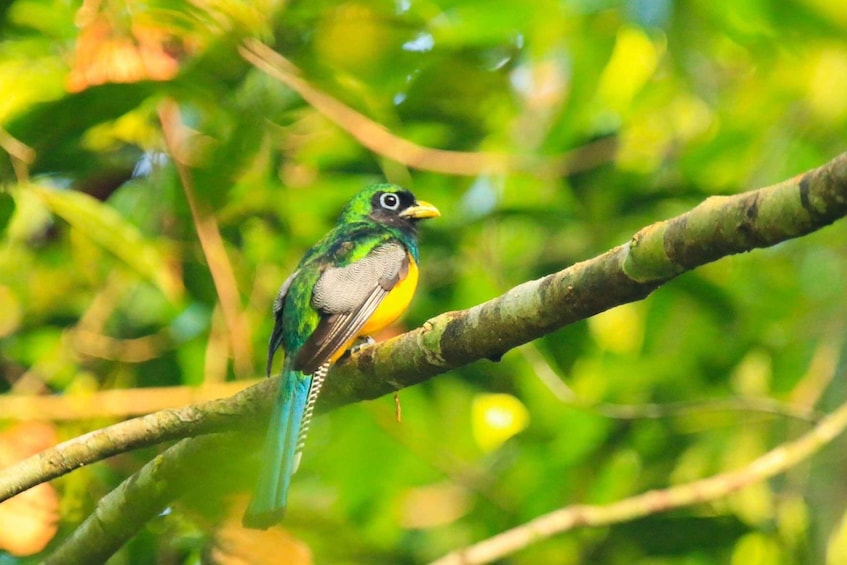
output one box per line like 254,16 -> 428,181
243,367 -> 309,529
243,362 -> 329,529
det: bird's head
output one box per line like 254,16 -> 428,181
339,184 -> 440,229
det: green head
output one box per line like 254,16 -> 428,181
337,184 -> 440,231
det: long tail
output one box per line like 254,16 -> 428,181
242,363 -> 329,529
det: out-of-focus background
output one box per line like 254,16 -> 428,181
1,0 -> 847,562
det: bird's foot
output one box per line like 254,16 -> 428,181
339,336 -> 376,362
349,335 -> 376,353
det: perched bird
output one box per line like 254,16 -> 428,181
243,184 -> 440,529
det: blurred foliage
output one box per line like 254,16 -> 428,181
1,0 -> 847,563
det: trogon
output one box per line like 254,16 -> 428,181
243,184 -> 440,529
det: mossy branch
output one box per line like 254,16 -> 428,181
42,433 -> 245,565
321,150 -> 847,405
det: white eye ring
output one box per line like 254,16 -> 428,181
380,192 -> 400,210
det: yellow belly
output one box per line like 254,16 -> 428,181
360,257 -> 419,336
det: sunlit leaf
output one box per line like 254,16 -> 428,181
807,46 -> 847,121
587,303 -> 644,355
471,392 -> 529,452
731,533 -> 782,565
0,285 -> 22,338
827,505 -> 847,565
595,25 -> 665,117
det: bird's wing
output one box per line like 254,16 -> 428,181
266,269 -> 299,377
293,242 -> 409,374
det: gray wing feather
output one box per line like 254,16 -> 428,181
293,243 -> 408,373
312,243 -> 406,313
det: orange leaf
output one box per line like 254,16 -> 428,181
0,422 -> 59,556
67,16 -> 180,93
210,501 -> 312,565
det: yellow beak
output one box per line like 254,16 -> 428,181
400,200 -> 441,220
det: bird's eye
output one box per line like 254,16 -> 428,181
379,192 -> 400,211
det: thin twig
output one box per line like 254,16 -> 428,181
158,101 -> 254,378
790,336 -> 843,410
69,328 -> 173,362
0,126 -> 35,183
519,344 -> 576,402
587,397 -> 820,423
0,382 -> 257,421
239,40 -> 617,177
518,347 -> 818,422
430,393 -> 847,564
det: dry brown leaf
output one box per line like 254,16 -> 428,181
210,502 -> 312,565
67,15 -> 180,93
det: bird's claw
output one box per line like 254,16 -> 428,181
349,335 -> 376,353
339,336 -> 376,361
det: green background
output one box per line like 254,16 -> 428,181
1,0 -> 847,562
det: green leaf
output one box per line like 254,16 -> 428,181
0,191 -> 15,236
4,82 -> 153,177
30,185 -> 182,301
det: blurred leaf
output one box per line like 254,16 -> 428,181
587,303 -> 645,355
827,505 -> 847,565
471,392 -> 529,452
66,16 -> 180,93
398,482 -> 472,529
587,448 -> 641,504
0,285 -> 22,338
732,532 -> 783,565
30,186 -> 182,301
595,25 -> 665,118
210,514 -> 312,565
4,83 -> 153,177
613,515 -> 749,555
0,192 -> 15,236
0,422 -> 59,556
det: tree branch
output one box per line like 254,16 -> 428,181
320,150 -> 847,407
0,384 -> 267,503
42,433 -> 245,565
159,101 -> 254,378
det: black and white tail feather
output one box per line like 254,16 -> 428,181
292,362 -> 329,473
